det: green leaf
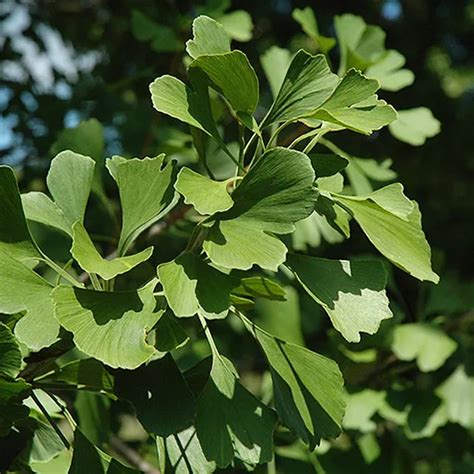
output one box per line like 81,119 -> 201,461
365,50 -> 414,91
311,69 -> 397,134
158,253 -> 236,319
345,156 -> 396,195
288,255 -> 392,343
0,249 -> 58,351
245,321 -> 346,448
260,46 -> 292,99
52,282 -> 162,369
75,391 -> 110,446
0,323 -> 22,379
69,429 -> 138,473
216,10 -> 253,42
116,355 -> 195,436
264,50 -> 339,126
195,354 -> 277,468
154,313 -> 190,354
232,276 -> 286,302
150,74 -> 219,138
0,377 -> 31,436
46,150 -> 95,228
26,414 -> 67,463
343,389 -> 386,432
175,167 -> 233,215
71,222 -> 153,280
36,358 -> 114,392
334,184 -> 439,282
436,366 -> 474,429
106,155 -> 177,255
203,147 -> 317,271
392,323 -> 457,372
309,153 -> 349,178
186,15 -> 230,58
189,50 -> 259,116
292,7 -> 335,54
389,107 -> 441,146
0,166 -> 40,263
292,211 -> 346,249
165,426 -> 216,474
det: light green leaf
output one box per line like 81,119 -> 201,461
47,150 -> 95,228
116,355 -> 195,436
52,282 -> 162,369
0,323 -> 22,379
245,321 -> 345,448
0,166 -> 40,263
195,354 -> 277,468
21,192 -> 71,236
436,366 -> 474,429
71,222 -> 153,280
175,167 -> 233,215
165,426 -> 216,474
203,147 -> 317,271
289,255 -> 392,342
186,15 -> 230,59
150,75 -> 218,137
292,211 -> 346,249
217,10 -> 253,42
158,253 -> 236,319
389,107 -> 441,146
26,414 -> 67,463
0,250 -> 58,351
264,50 -> 339,126
189,50 -> 259,116
346,156 -> 396,195
392,323 -> 457,372
311,69 -> 397,134
292,7 -> 335,54
335,184 -> 439,282
366,50 -> 414,91
106,155 -> 177,255
232,276 -> 286,302
260,46 -> 292,99
343,389 -> 386,432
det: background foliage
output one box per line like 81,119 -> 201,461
1,0 -> 473,473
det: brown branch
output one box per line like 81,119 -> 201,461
109,435 -> 161,474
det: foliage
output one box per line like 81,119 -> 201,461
1,4 -> 473,473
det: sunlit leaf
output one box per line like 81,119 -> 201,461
260,46 -> 292,99
186,15 -> 230,59
389,107 -> 441,146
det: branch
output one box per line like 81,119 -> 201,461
109,435 -> 161,474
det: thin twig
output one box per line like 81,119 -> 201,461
109,435 -> 161,474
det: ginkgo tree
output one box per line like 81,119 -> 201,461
0,8 -> 451,473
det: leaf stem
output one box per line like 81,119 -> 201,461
266,121 -> 290,149
319,137 -> 350,159
197,311 -> 219,355
40,255 -> 83,288
302,128 -> 328,154
288,128 -> 322,149
89,273 -> 103,291
31,391 -> 70,450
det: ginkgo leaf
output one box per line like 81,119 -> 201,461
292,7 -> 335,54
260,46 -> 292,99
0,250 -> 58,351
436,366 -> 474,429
288,255 -> 392,343
186,15 -> 230,59
195,354 -> 277,468
365,50 -> 414,91
158,253 -> 236,319
343,389 -> 386,432
116,355 -> 195,436
309,153 -> 349,178
71,222 -> 153,280
0,166 -> 40,263
52,282 -> 162,369
389,107 -> 441,146
334,184 -> 439,283
0,323 -> 22,379
150,74 -> 219,138
264,50 -> 339,126
217,10 -> 253,42
392,323 -> 457,372
175,168 -> 233,215
203,147 -> 317,271
244,319 -> 345,448
311,69 -> 397,134
106,155 -> 178,255
189,50 -> 259,116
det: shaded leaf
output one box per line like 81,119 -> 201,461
195,354 -> 277,468
309,153 -> 349,178
289,255 -> 392,342
52,282 -> 162,369
0,323 -> 22,379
